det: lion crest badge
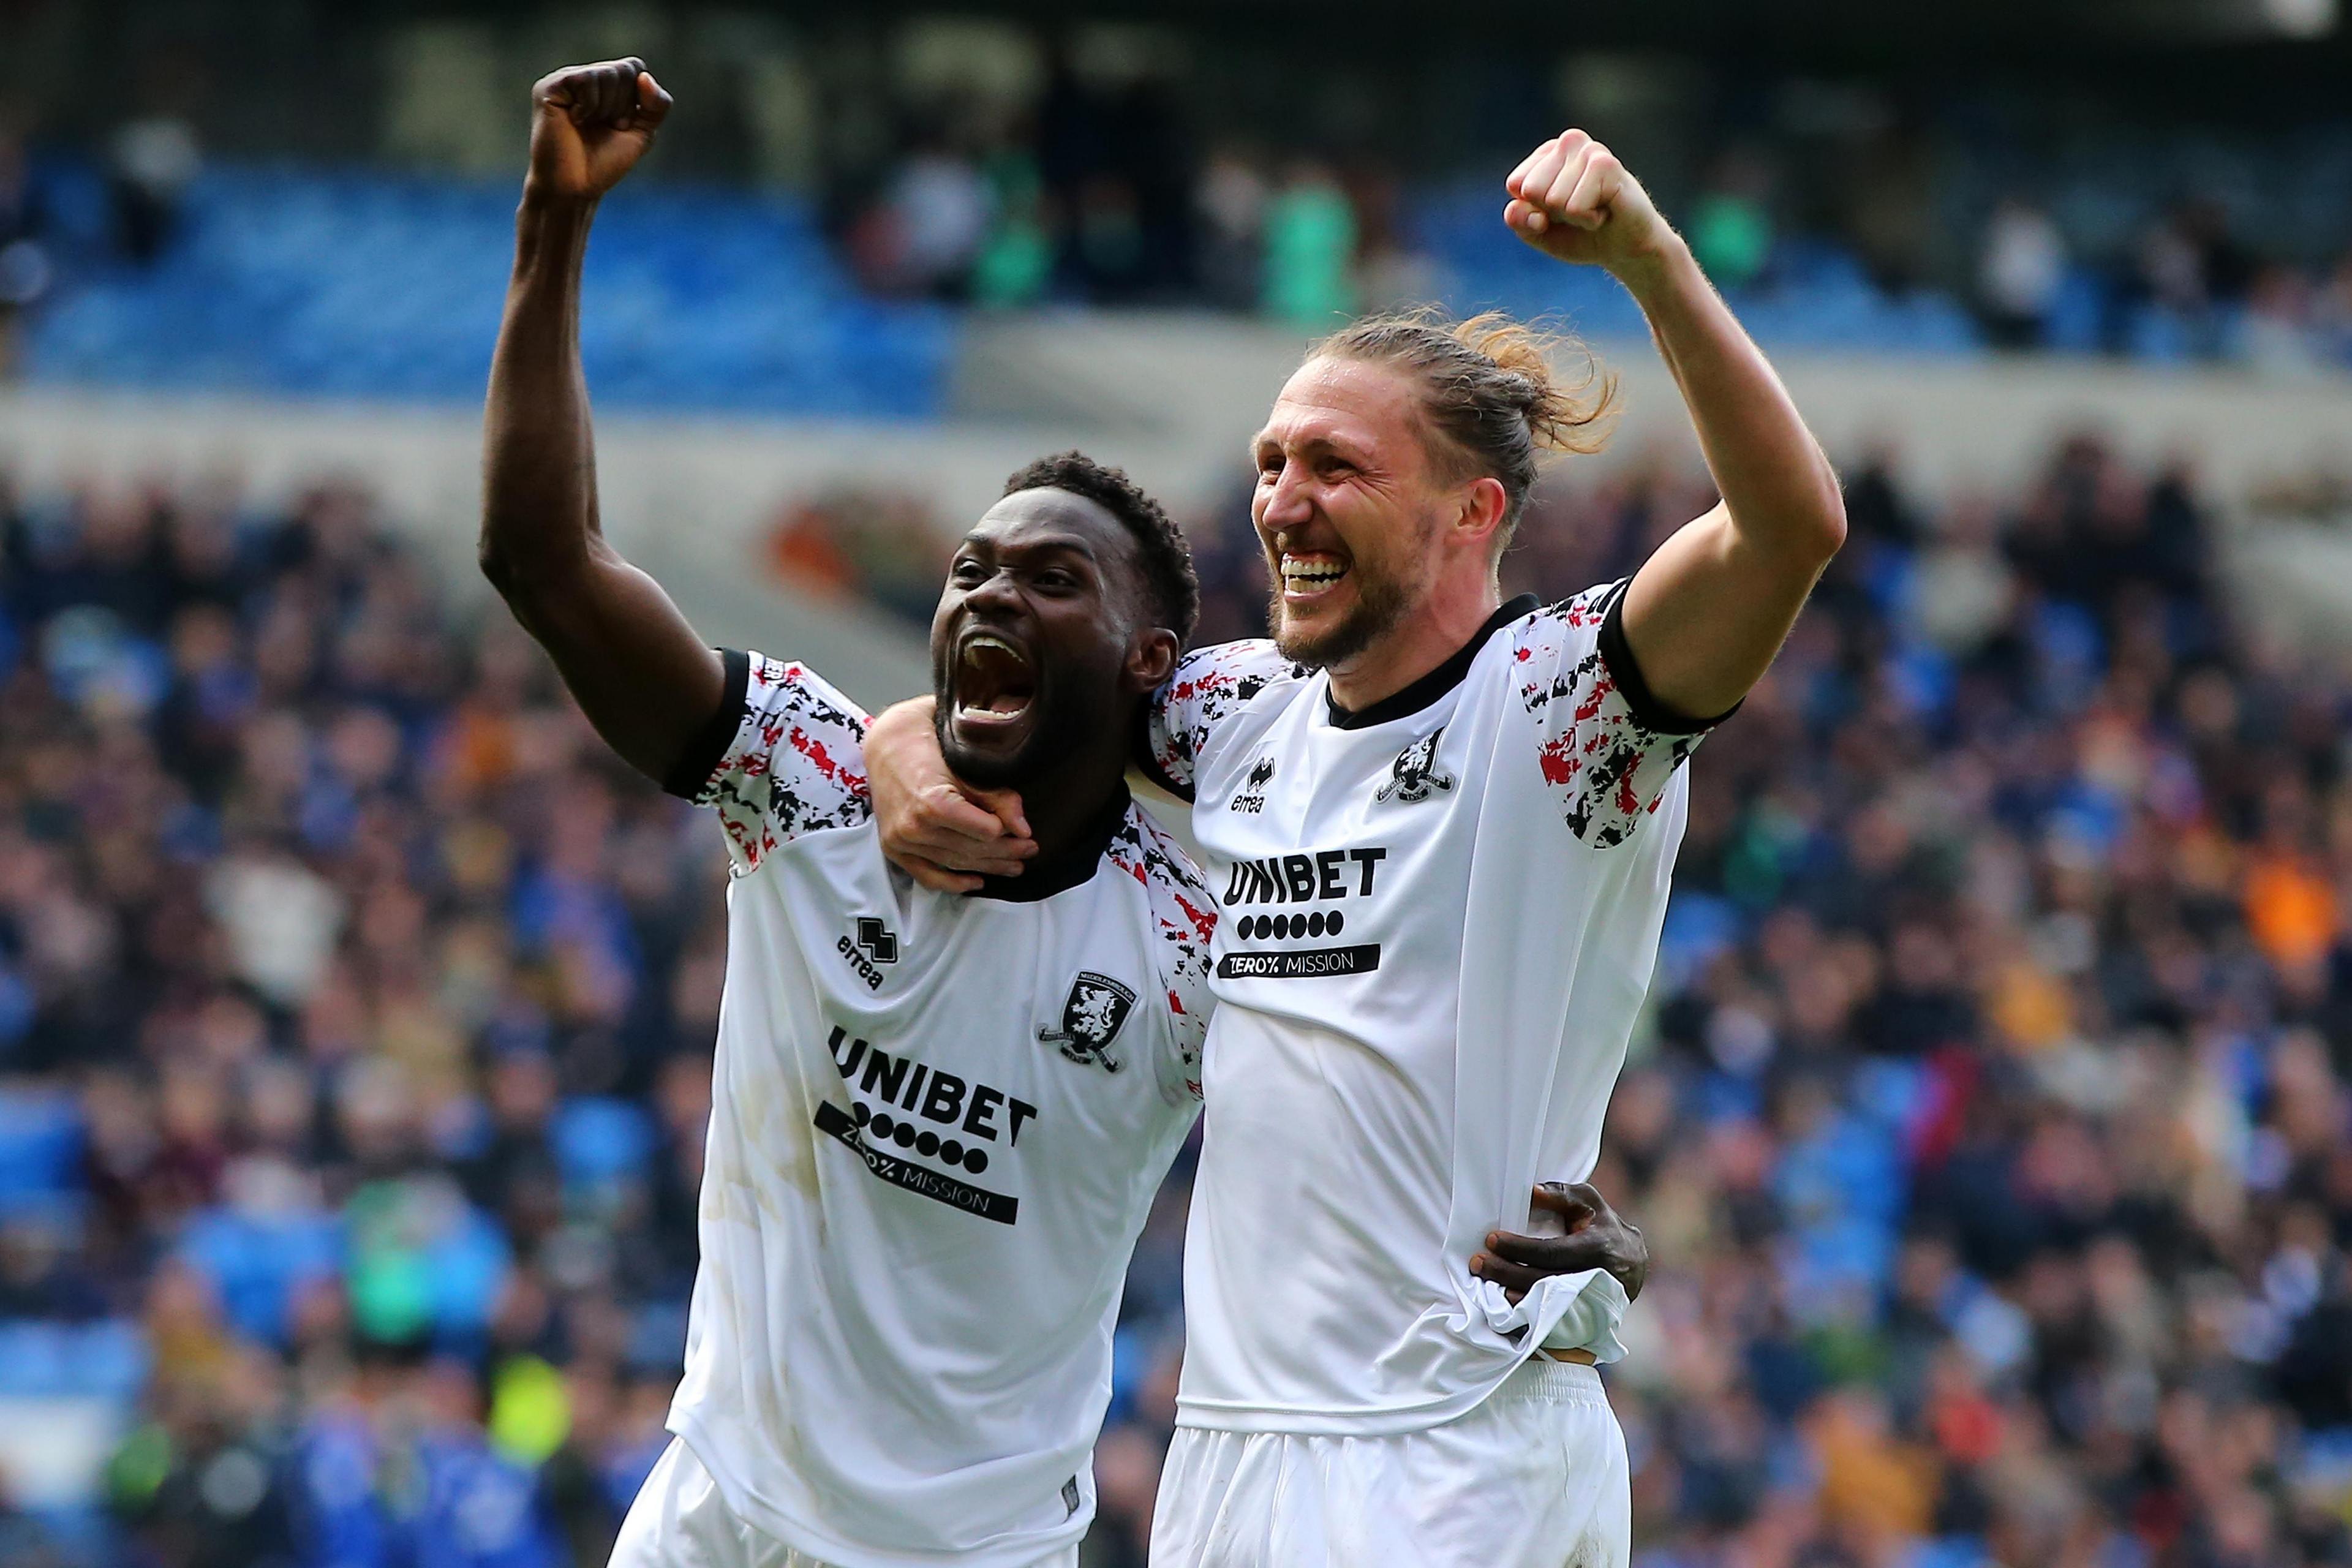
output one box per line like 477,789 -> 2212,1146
1039,971 -> 1137,1072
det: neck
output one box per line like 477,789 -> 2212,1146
1324,569 -> 1502,711
972,749 -> 1132,902
1020,755 -> 1130,867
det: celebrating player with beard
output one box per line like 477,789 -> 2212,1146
480,59 -> 1649,1568
870,131 -> 1845,1566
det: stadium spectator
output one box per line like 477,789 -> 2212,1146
1687,149 -> 1776,293
1260,159 -> 1357,327
2240,263 -> 2333,378
858,123 -> 991,300
1193,148 -> 1270,312
107,114 -> 201,266
2136,198 -> 2258,361
1977,198 -> 2069,350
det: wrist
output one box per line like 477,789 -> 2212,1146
518,183 -> 600,225
1606,232 -> 1700,305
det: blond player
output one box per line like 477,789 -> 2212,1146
868,129 -> 1845,1566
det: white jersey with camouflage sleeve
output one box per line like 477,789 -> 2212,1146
650,649 -> 1216,1568
1141,580 -> 1725,1436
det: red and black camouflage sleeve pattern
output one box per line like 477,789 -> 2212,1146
1511,580 -> 1719,851
691,652 -> 874,876
1105,809 -> 1219,1107
1139,639 -> 1305,800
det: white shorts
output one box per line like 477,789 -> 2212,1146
611,1439 -> 1082,1568
1150,1359 -> 1629,1568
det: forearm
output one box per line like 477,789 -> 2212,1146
478,188 -> 723,783
481,192 -> 603,597
1501,130 -> 1839,715
1608,242 -> 1843,717
1617,241 -> 1844,565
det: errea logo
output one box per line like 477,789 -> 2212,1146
853,917 -> 899,962
836,916 -> 899,991
1230,754 -> 1276,815
1374,726 -> 1455,805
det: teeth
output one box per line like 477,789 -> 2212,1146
956,630 -> 1033,719
1281,555 -> 1347,586
962,632 -> 1025,666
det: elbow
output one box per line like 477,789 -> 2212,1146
1813,488 -> 1849,564
1810,455 -> 1849,563
478,535 -> 523,605
477,533 -> 555,628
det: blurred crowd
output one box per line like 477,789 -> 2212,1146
4,428 -> 2352,1568
14,22 -> 2352,377
827,42 -> 2352,371
0,476 -> 725,1564
1967,195 -> 2352,371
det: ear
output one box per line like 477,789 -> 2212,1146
1452,475 -> 1510,553
1126,627 -> 1179,692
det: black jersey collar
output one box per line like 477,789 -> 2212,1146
971,782 -> 1134,903
1321,595 -> 1539,731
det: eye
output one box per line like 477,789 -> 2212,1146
1033,567 -> 1079,590
950,558 -> 986,583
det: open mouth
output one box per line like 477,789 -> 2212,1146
951,630 -> 1038,730
1280,551 -> 1351,603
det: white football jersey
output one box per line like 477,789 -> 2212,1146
666,652 -> 1215,1568
1142,580 -> 1721,1436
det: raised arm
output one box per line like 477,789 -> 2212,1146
480,58 -> 724,788
1504,132 -> 1846,722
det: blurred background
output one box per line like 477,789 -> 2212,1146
3,1 -> 2352,1564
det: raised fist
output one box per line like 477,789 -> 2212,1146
1502,129 -> 1675,277
528,58 -> 673,202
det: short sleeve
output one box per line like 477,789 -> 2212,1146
1510,580 -> 1733,850
1106,812 -> 1218,1108
668,650 -> 873,876
1138,640 -> 1302,801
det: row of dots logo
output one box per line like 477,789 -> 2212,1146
1233,910 -> 1345,943
853,1102 -> 990,1172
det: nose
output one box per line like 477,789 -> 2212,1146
962,564 -> 1024,617
1257,459 -> 1314,532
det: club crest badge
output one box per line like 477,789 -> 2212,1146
1374,726 -> 1455,804
1039,971 -> 1137,1072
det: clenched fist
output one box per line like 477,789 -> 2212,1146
1502,129 -> 1679,280
528,57 -> 673,203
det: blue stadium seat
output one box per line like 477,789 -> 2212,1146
23,166 -> 952,416
1414,180 -> 1987,357
0,1091 -> 83,1212
2043,267 -> 2111,353
176,1205 -> 345,1347
553,1096 -> 657,1189
0,1319 -> 148,1397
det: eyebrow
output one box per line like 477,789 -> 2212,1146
1250,430 -> 1366,462
957,531 -> 1104,560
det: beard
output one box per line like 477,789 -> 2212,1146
1263,525 -> 1431,670
932,673 -> 1106,792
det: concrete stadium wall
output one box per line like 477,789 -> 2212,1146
4,315 -> 2350,703
954,311 -> 2352,509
